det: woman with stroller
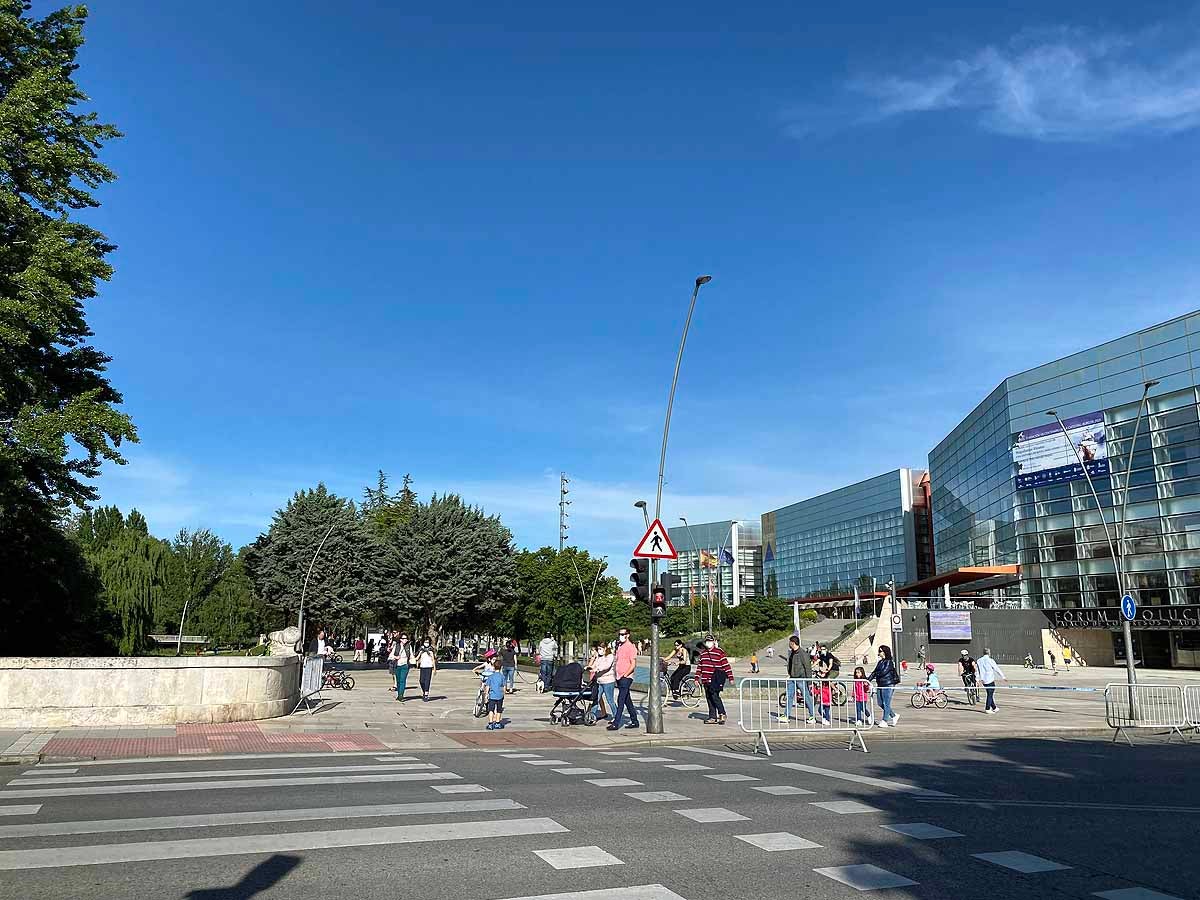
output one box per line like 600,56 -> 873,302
697,633 -> 734,726
588,642 -> 616,722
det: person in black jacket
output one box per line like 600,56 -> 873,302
867,644 -> 900,728
779,634 -> 817,724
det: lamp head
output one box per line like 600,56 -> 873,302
634,500 -> 648,510
1146,380 -> 1161,390
696,275 -> 712,287
1045,410 -> 1058,418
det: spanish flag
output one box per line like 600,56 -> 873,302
700,549 -> 718,568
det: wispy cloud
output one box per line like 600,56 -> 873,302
787,21 -> 1200,142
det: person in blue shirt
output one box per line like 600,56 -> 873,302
484,666 -> 506,730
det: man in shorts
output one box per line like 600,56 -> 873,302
485,662 -> 506,730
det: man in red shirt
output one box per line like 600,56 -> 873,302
607,628 -> 640,731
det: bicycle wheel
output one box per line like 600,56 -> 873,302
909,691 -> 926,709
473,694 -> 487,718
681,677 -> 703,709
341,676 -> 355,691
832,683 -> 847,707
332,654 -> 344,663
778,692 -> 788,710
933,691 -> 948,709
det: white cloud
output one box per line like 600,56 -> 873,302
801,22 -> 1200,141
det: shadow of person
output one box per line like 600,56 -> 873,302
184,854 -> 301,899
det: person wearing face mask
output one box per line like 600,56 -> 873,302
588,642 -> 617,721
607,628 -> 640,731
417,638 -> 438,701
390,633 -> 413,701
697,634 -> 734,725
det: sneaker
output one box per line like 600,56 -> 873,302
486,723 -> 496,730
606,724 -> 620,731
889,715 -> 899,726
985,708 -> 997,715
625,723 -> 640,730
777,715 -> 789,724
877,720 -> 890,728
805,717 -> 817,724
821,718 -> 831,726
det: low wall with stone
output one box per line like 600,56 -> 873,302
0,656 -> 301,727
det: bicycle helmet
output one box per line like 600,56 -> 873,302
483,649 -> 497,659
925,663 -> 935,672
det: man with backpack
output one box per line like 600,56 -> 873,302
779,633 -> 816,724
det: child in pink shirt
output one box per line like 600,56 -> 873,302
853,666 -> 871,725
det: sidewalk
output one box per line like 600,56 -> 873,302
1,661 -> 1181,763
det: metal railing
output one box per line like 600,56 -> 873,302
1185,684 -> 1200,733
738,677 -> 875,755
293,656 -> 326,715
1104,682 -> 1189,745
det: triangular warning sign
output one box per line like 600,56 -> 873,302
633,518 -> 677,560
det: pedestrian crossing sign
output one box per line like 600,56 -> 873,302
633,518 -> 677,560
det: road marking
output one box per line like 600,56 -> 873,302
625,791 -> 690,803
432,784 -> 491,794
664,764 -> 711,772
494,886 -> 689,900
0,771 -> 460,799
674,807 -> 748,823
815,864 -> 917,891
752,786 -> 815,796
22,768 -> 77,776
1094,890 -> 1185,900
629,757 -> 674,763
0,805 -> 41,817
810,800 -> 878,815
773,762 -> 950,796
0,799 -> 524,839
7,762 -> 436,786
973,851 -> 1071,873
374,756 -> 419,762
586,779 -> 642,787
502,753 -> 543,759
595,751 -> 640,757
881,823 -> 964,840
0,817 -> 568,870
735,832 -> 821,852
918,797 -> 1200,814
703,773 -> 759,783
553,768 -> 604,776
532,846 -> 624,869
28,749 -> 413,767
669,746 -> 761,761
524,760 -> 570,766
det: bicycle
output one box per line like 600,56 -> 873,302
909,684 -> 948,709
322,669 -> 355,691
660,670 -> 703,709
777,681 -> 847,711
473,682 -> 487,718
961,673 -> 979,706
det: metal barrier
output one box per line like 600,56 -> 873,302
1186,684 -> 1200,733
293,656 -> 326,715
1104,682 -> 1189,745
738,677 -> 875,755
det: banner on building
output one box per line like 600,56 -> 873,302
929,610 -> 972,640
1012,411 -> 1108,489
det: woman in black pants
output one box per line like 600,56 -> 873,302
696,634 -> 735,725
665,640 -> 691,699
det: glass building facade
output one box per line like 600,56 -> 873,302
761,470 -> 929,599
930,311 -> 1200,628
666,519 -> 762,607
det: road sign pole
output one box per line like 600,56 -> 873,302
649,559 -> 661,735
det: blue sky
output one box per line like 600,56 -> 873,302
74,1 -> 1200,565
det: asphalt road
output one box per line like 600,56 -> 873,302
0,734 -> 1195,900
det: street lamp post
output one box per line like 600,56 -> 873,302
1045,408 -> 1138,704
680,517 -> 702,632
648,274 -> 712,736
570,554 -> 608,658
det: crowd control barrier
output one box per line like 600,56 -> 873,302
738,677 -> 874,755
1104,682 -> 1189,745
293,656 -> 326,715
1186,684 -> 1200,734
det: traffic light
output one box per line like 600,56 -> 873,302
629,558 -> 650,603
660,571 -> 683,606
651,584 -> 667,620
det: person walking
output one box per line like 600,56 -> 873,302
607,628 -> 640,731
779,634 -> 816,724
483,662 -> 506,730
976,647 -> 1006,714
391,634 -> 413,701
500,640 -> 517,694
1047,649 -> 1057,672
663,639 -> 691,700
417,639 -> 437,701
867,644 -> 900,727
366,637 -> 375,665
353,636 -> 365,663
537,632 -> 558,688
589,642 -> 616,721
697,633 -> 734,725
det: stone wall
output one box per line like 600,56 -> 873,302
0,656 -> 301,727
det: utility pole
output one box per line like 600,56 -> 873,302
559,472 -> 570,552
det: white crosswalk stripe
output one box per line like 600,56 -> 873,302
8,762 -> 436,786
495,887 -> 689,900
0,805 -> 41,817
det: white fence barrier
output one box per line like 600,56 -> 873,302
738,677 -> 876,755
1186,684 -> 1200,732
293,656 -> 326,715
1104,682 -> 1189,745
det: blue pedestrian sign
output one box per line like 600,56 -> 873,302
1120,593 -> 1137,622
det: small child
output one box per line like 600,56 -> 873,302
484,664 -> 506,730
924,664 -> 941,699
853,666 -> 871,725
749,652 -> 759,674
819,679 -> 832,724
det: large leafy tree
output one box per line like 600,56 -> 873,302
92,525 -> 169,655
194,552 -> 272,649
163,528 -> 232,653
244,484 -> 387,637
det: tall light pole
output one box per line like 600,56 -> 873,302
680,517 -> 702,632
570,553 -> 607,657
1046,409 -> 1137,701
648,275 -> 712,736
297,520 -> 338,653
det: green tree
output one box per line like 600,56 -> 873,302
194,553 -> 271,649
92,527 -> 169,655
165,528 -> 232,654
361,471 -> 418,537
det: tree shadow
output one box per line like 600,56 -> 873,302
183,854 -> 301,899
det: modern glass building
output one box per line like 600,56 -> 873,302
666,519 -> 762,607
929,310 -> 1200,667
761,469 -> 932,600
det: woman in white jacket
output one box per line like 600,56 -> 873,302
416,640 -> 438,701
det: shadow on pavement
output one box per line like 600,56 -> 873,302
183,854 -> 301,899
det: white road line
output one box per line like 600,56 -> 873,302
703,774 -> 758,783
810,800 -> 878,815
595,751 -> 640,757
0,805 -> 41,817
524,760 -> 570,766
881,823 -> 964,840
374,756 -> 419,762
8,762 -> 436,786
751,786 -> 814,796
815,864 -> 917,891
432,784 -> 491,794
552,768 -> 604,776
773,762 -> 951,796
1094,889 -> 1185,900
494,886 -> 689,900
625,791 -> 689,803
0,771 -> 460,799
502,753 -> 543,759
735,832 -> 821,852
26,750 -> 411,767
0,817 -> 568,870
585,779 -> 642,788
22,768 -> 77,776
532,846 -> 624,869
973,851 -> 1071,873
0,799 -> 524,839
674,807 -> 748,823
629,757 -> 674,763
668,746 -> 761,762
664,764 -> 711,772
918,797 -> 1200,814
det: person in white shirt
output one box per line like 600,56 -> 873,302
537,633 -> 558,687
416,640 -> 437,701
975,648 -> 1006,714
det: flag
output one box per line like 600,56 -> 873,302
719,548 -> 735,566
853,586 -> 861,618
689,586 -> 697,607
700,549 -> 718,568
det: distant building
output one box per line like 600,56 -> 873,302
666,519 -> 762,607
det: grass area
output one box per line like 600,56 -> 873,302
139,644 -> 269,657
710,626 -> 793,659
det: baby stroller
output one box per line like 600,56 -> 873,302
547,660 -> 598,727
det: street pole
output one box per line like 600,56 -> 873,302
649,274 -> 712,736
680,517 -> 702,633
571,553 -> 607,658
297,520 -> 338,653
1046,410 -> 1137,711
